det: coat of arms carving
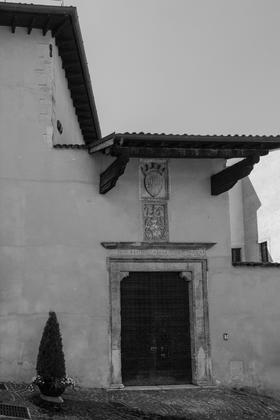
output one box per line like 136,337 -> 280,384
140,160 -> 168,200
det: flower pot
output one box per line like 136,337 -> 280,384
38,381 -> 66,398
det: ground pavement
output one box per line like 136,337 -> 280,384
0,383 -> 280,419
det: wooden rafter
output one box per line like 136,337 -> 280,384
42,15 -> 51,36
78,117 -> 92,124
100,155 -> 129,194
76,111 -> 91,117
71,83 -> 86,91
60,50 -> 76,59
52,18 -> 68,37
11,15 -> 16,33
56,40 -> 75,52
211,155 -> 260,196
66,71 -> 83,79
62,60 -> 79,70
27,15 -> 36,34
71,93 -> 88,103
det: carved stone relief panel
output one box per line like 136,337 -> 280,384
140,159 -> 169,200
140,159 -> 169,241
143,201 -> 169,241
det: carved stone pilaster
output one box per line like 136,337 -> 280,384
110,271 -> 129,388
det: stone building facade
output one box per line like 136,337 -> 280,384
0,2 -> 280,390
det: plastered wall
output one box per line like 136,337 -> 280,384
0,27 -> 280,389
209,264 -> 280,389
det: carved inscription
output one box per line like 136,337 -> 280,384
111,248 -> 206,258
143,202 -> 169,241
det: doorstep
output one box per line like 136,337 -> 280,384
107,384 -> 200,391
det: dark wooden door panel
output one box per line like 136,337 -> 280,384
121,272 -> 192,386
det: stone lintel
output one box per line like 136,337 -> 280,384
101,242 -> 216,250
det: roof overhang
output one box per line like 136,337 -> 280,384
92,132 -> 280,195
0,2 -> 101,143
89,132 -> 280,159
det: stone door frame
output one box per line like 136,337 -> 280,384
108,257 -> 212,388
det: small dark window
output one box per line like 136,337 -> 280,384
232,248 -> 242,263
259,241 -> 269,263
57,120 -> 63,135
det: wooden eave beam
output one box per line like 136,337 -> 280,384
110,146 -> 269,159
116,133 -> 280,146
99,155 -> 129,194
211,155 -> 260,196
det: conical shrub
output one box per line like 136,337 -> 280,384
36,311 -> 66,380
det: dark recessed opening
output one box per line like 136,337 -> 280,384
121,272 -> 192,386
57,120 -> 63,135
259,241 -> 269,263
232,248 -> 242,263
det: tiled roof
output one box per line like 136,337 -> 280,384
120,132 -> 280,139
89,131 -> 280,157
53,144 -> 88,150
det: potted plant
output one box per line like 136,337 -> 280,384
32,311 -> 75,403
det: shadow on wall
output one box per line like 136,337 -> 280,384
242,177 -> 272,262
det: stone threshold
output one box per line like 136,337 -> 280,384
107,384 -> 211,391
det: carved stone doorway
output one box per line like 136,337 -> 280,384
109,257 -> 212,388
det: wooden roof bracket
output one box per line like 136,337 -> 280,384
211,155 -> 261,195
99,154 -> 129,194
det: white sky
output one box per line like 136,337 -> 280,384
26,1 -> 280,137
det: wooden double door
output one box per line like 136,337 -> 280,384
121,272 -> 192,386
